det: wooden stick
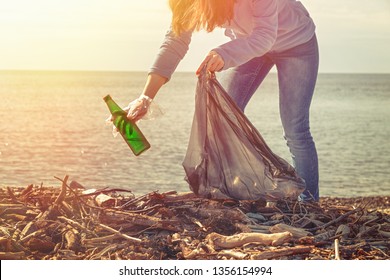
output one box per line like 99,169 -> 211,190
119,192 -> 154,209
64,228 -> 79,251
251,246 -> 312,260
0,203 -> 28,210
334,239 -> 341,260
310,208 -> 361,231
20,184 -> 33,197
356,224 -> 381,239
83,234 -> 120,245
182,247 -> 209,260
248,224 -> 271,234
6,187 -> 18,203
162,192 -> 201,203
90,243 -> 128,260
269,223 -> 311,239
0,251 -> 26,260
366,240 -> 390,247
0,204 -> 28,216
207,232 -> 292,249
313,229 -> 336,243
378,230 -> 390,238
119,204 -> 163,214
102,209 -> 181,231
186,206 -> 252,223
335,224 -> 351,241
55,176 -> 95,209
98,223 -> 142,243
19,221 -> 35,240
19,229 -> 45,243
57,216 -> 95,235
53,175 -> 69,209
218,250 -> 248,260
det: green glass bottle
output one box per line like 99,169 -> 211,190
103,95 -> 151,156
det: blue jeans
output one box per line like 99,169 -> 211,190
220,34 -> 319,201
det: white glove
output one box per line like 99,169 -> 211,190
125,95 -> 153,122
105,95 -> 163,137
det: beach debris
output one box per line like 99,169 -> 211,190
251,246 -> 313,260
334,239 -> 341,260
0,176 -> 389,260
269,223 -> 311,239
206,232 -> 292,249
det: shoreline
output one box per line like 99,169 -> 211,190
0,181 -> 389,260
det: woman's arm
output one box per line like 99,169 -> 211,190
125,73 -> 166,122
141,73 -> 168,100
126,28 -> 192,121
149,28 -> 192,81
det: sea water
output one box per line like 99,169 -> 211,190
0,70 -> 389,197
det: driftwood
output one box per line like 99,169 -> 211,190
269,223 -> 311,239
0,177 -> 389,260
206,232 -> 292,249
101,209 -> 182,232
335,224 -> 351,241
378,230 -> 390,238
218,250 -> 248,260
310,207 -> 362,231
97,223 -> 142,243
251,246 -> 313,260
334,239 -> 341,260
0,251 -> 26,260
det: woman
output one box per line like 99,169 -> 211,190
127,0 -> 319,201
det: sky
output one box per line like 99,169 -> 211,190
1,0 -> 389,73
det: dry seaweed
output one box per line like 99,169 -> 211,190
0,176 -> 389,260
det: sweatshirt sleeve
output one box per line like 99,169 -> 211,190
148,28 -> 192,81
213,0 -> 278,70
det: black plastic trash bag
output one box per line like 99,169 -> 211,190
182,71 -> 306,201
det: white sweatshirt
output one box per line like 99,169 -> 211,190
150,0 -> 316,79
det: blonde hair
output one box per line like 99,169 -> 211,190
169,0 -> 235,36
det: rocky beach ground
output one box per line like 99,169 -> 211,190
1,176 -> 389,260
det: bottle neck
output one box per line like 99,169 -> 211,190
104,95 -> 124,115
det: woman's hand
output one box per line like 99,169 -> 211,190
105,95 -> 150,134
106,95 -> 152,124
125,95 -> 152,122
196,50 -> 225,75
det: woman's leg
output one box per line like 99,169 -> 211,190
219,55 -> 274,111
272,35 -> 320,201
